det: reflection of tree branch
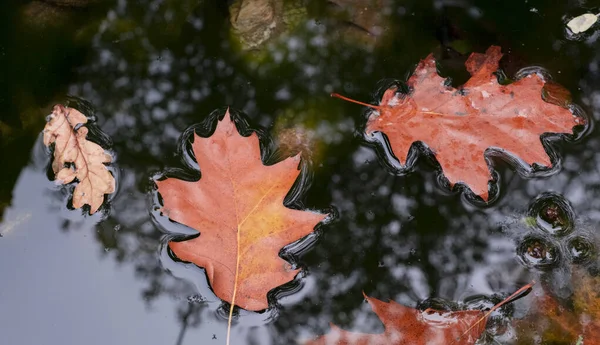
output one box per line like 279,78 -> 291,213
175,302 -> 201,345
175,319 -> 187,345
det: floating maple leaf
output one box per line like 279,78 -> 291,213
43,104 -> 115,214
333,46 -> 584,201
155,110 -> 327,313
308,283 -> 535,345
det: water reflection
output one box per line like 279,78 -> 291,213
1,0 -> 600,344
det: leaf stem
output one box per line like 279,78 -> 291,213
452,281 -> 536,344
225,254 -> 240,345
331,92 -> 446,116
330,93 -> 382,110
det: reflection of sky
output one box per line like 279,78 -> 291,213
0,164 -> 234,345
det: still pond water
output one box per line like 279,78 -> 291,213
1,0 -> 600,344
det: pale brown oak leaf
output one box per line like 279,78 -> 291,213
43,104 -> 115,214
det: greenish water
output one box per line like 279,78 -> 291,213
1,1 -> 600,344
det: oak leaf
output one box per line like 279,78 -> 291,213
307,295 -> 487,345
156,110 -> 327,311
43,104 -> 115,214
308,283 -> 535,345
334,46 -> 583,200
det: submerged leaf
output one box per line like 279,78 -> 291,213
328,0 -> 391,37
43,105 -> 115,214
156,110 -> 327,312
307,295 -> 486,345
514,270 -> 600,344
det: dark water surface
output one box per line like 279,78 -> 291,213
1,1 -> 600,344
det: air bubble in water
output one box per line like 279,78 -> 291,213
567,236 -> 595,264
527,192 -> 574,237
517,235 -> 561,270
417,297 -> 456,312
463,295 -> 496,311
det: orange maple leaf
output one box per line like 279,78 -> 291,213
156,110 -> 327,313
333,46 -> 583,200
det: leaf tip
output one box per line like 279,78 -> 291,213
223,107 -> 232,121
52,104 -> 66,115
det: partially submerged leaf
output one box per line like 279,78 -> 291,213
515,270 -> 600,344
309,283 -> 535,345
156,110 -> 327,312
43,105 -> 115,214
333,46 -> 583,200
307,296 -> 486,345
567,13 -> 598,34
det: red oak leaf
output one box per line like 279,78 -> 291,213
155,110 -> 327,312
333,46 -> 583,200
308,283 -> 535,345
307,296 -> 486,345
514,270 -> 600,344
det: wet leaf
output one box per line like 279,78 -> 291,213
566,13 -> 598,34
333,46 -> 583,200
156,110 -> 327,312
306,295 -> 486,345
514,270 -> 600,344
308,283 -> 535,345
43,105 -> 115,214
